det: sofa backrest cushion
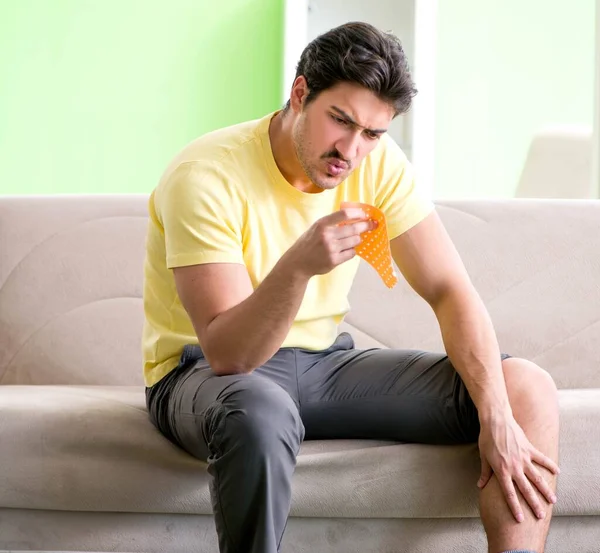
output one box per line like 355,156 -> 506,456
1,196 -> 598,388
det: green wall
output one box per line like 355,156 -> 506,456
0,0 -> 284,194
434,0 -> 595,198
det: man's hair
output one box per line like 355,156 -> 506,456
285,22 -> 417,115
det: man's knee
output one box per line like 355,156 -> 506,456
502,357 -> 559,413
204,376 -> 305,455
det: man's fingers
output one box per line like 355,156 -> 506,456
531,449 -> 561,475
515,473 -> 546,520
499,473 -> 524,523
337,234 -> 363,253
333,247 -> 357,264
526,462 -> 557,505
323,208 -> 366,226
323,209 -> 378,231
334,220 -> 374,239
478,455 -> 493,489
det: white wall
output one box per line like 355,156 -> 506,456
282,0 -> 309,104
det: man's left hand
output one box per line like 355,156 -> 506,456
477,414 -> 560,522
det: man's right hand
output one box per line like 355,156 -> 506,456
285,208 -> 376,278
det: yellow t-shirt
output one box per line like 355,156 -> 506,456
142,112 -> 434,387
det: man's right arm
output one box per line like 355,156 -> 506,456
173,256 -> 308,376
173,208 -> 374,376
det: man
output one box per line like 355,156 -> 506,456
143,22 -> 560,553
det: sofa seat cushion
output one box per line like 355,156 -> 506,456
0,385 -> 597,518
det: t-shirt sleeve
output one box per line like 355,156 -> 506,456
155,161 -> 246,269
372,135 -> 435,240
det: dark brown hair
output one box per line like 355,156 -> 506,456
285,21 -> 417,115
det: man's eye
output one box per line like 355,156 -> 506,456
365,131 -> 379,140
332,115 -> 347,125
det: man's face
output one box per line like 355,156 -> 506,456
291,81 -> 395,190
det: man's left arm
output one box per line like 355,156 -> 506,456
390,209 -> 510,421
390,209 -> 560,499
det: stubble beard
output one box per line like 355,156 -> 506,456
293,120 -> 342,191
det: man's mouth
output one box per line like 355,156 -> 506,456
325,159 -> 348,177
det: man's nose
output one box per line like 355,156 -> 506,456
334,131 -> 361,162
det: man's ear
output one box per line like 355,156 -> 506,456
289,76 -> 309,113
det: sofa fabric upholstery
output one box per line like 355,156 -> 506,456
1,195 -> 599,552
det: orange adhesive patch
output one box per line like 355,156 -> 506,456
340,201 -> 398,289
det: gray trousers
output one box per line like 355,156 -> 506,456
146,332 -> 510,553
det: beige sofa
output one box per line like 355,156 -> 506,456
1,195 -> 599,553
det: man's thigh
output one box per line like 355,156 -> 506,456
297,333 -> 510,445
146,344 -> 302,460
